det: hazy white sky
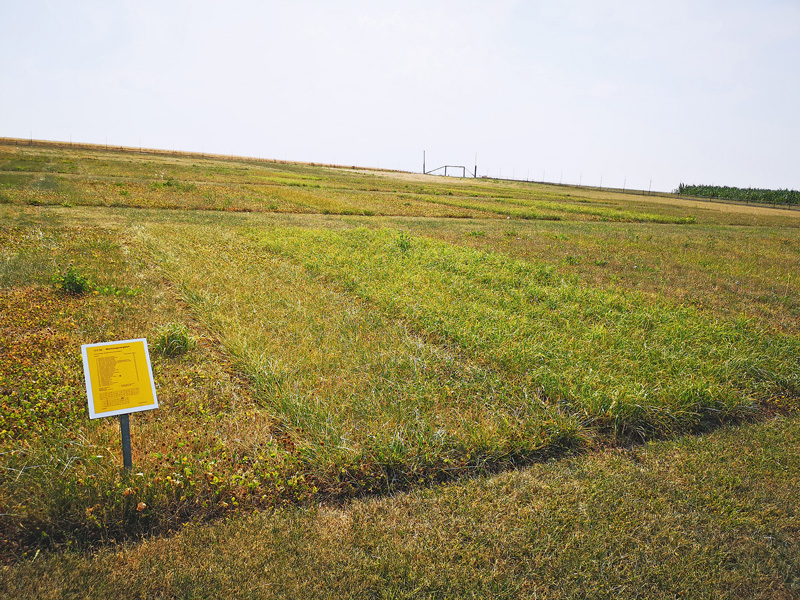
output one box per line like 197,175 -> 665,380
2,0 -> 798,191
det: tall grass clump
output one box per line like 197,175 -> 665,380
152,322 -> 196,357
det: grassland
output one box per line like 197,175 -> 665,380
1,140 -> 799,597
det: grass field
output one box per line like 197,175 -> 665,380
1,140 -> 799,597
4,417 -> 799,598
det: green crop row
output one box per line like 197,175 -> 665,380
677,183 -> 800,205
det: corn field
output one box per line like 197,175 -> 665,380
677,183 -> 800,206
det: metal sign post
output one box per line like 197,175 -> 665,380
82,338 -> 159,472
119,414 -> 133,471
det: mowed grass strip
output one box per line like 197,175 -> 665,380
415,189 -> 696,223
4,415 -> 798,599
250,226 -> 800,438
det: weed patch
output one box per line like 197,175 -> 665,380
53,265 -> 92,295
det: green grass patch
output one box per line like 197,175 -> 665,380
249,226 -> 798,438
141,221 -> 584,480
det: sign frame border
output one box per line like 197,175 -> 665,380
81,338 -> 159,419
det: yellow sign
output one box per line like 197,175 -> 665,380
81,339 -> 158,419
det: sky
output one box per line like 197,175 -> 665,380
2,0 -> 799,192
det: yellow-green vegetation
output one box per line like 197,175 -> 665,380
1,140 -> 799,596
3,416 -> 798,598
0,140 -> 703,223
